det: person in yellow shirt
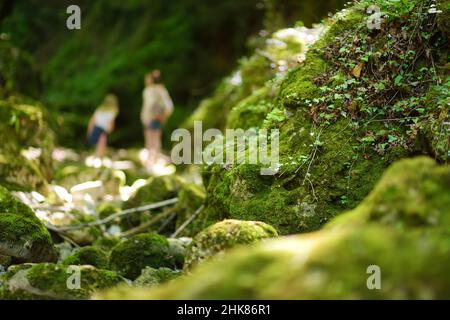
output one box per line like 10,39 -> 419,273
141,70 -> 173,172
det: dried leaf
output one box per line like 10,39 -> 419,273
352,62 -> 364,78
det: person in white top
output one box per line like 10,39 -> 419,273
87,94 -> 119,158
141,70 -> 174,173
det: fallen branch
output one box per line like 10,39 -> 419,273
171,205 -> 204,238
46,198 -> 178,232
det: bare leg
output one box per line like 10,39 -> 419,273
96,133 -> 107,158
145,128 -> 161,172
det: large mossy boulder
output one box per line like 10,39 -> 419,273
0,263 -> 125,300
327,157 -> 450,230
184,219 -> 278,270
97,157 -> 450,299
109,233 -> 176,280
0,98 -> 54,193
0,186 -> 57,263
197,0 -> 450,235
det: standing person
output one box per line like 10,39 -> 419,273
141,70 -> 174,173
87,94 -> 119,158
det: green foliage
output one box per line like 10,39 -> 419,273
1,0 -> 269,147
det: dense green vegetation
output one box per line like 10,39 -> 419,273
0,0 -> 346,147
0,0 -> 449,300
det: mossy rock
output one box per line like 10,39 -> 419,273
97,158 -> 450,299
0,186 -> 57,263
327,157 -> 450,230
133,267 -> 181,288
1,263 -> 125,300
199,1 -> 449,235
62,246 -> 109,269
101,226 -> 450,300
0,185 -> 35,218
109,233 -> 175,280
184,219 -> 278,270
0,98 -> 54,193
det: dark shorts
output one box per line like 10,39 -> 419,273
87,126 -> 106,146
147,120 -> 162,130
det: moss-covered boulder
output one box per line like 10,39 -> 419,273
198,0 -> 450,235
62,246 -> 109,269
0,186 -> 57,263
0,263 -> 125,300
327,157 -> 450,230
0,98 -> 54,193
184,219 -> 278,270
109,233 -> 175,280
133,267 -> 181,288
97,157 -> 450,300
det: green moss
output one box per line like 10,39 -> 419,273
327,157 -> 450,230
200,0 -> 448,234
0,186 -> 56,263
109,233 -> 175,280
97,158 -> 450,300
184,219 -> 278,270
62,246 -> 109,269
0,213 -> 57,263
0,98 -> 54,193
0,185 -> 35,218
227,86 -> 273,130
133,267 -> 181,288
0,263 -> 125,300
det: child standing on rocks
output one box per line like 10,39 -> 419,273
141,70 -> 174,173
87,94 -> 119,158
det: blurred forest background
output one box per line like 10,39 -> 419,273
0,0 -> 346,147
